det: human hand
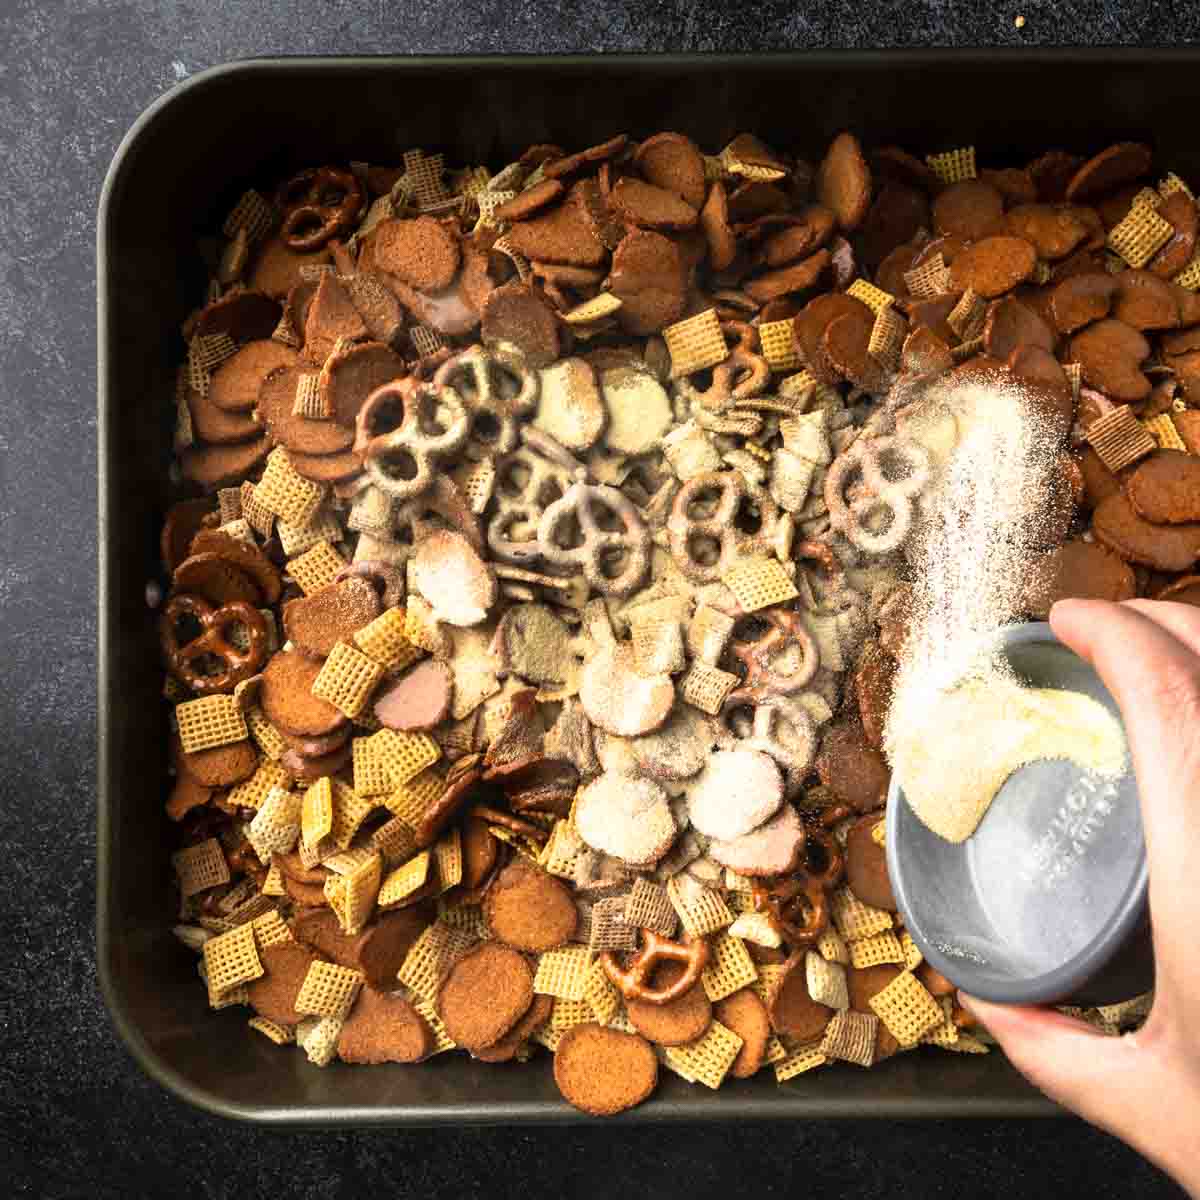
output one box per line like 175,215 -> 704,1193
958,599 -> 1200,1196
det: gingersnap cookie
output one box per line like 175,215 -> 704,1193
1069,318 -> 1152,403
846,963 -> 903,1060
188,382 -> 264,445
277,722 -> 352,758
318,340 -> 407,430
859,184 -> 928,271
189,529 -> 282,605
261,649 -> 349,737
816,132 -> 871,232
1127,450 -> 1200,524
303,272 -> 368,363
283,578 -> 381,659
610,177 -> 698,232
983,296 -> 1057,362
473,994 -> 552,1063
290,907 -> 361,968
481,282 -> 560,367
484,859 -> 578,952
1112,270 -> 1181,332
1049,272 -> 1118,334
161,498 -> 216,573
1148,190 -> 1198,278
634,132 -> 707,210
933,179 -> 1005,242
286,447 -> 364,486
337,986 -> 432,1064
1093,490 -> 1200,572
257,364 -> 355,455
354,904 -> 437,991
792,292 -> 873,386
166,774 -> 211,822
275,849 -> 330,886
625,959 -> 713,1046
283,874 -> 330,907
493,179 -> 566,224
372,216 -> 462,294
173,732 -> 258,789
248,236 -> 331,299
767,953 -> 833,1041
553,1023 -> 658,1116
437,942 -> 533,1053
744,250 -> 831,306
1023,538 -> 1136,618
713,988 -> 771,1079
506,198 -> 606,267
170,551 -> 261,607
760,206 -> 836,267
179,435 -> 273,492
194,289 -> 281,344
280,742 -> 353,784
1065,142 -> 1153,201
608,230 -> 688,335
814,719 -> 891,813
853,642 -> 896,751
949,235 -> 1038,299
373,659 -> 454,732
461,817 -> 498,889
245,941 -> 319,1026
845,815 -> 895,911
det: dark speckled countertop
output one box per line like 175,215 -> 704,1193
2,2 -> 1195,1195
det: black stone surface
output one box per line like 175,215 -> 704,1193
1,1 -> 1195,1195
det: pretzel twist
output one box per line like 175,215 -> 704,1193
160,594 -> 268,694
600,929 -> 710,1005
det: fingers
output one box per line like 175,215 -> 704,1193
1120,599 -> 1200,660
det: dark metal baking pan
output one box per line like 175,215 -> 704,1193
100,50 -> 1186,1124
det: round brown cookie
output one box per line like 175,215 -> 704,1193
1023,539 -> 1136,618
571,177 -> 626,253
188,382 -> 263,445
279,742 -> 353,783
171,551 -> 261,607
858,184 -> 928,271
285,279 -> 319,340
1157,575 -> 1200,607
624,959 -> 713,1047
916,961 -> 957,997
189,529 -> 282,605
1093,491 -> 1200,572
337,987 -> 431,1064
913,233 -> 968,269
274,849 -> 329,885
906,293 -> 960,344
289,907 -> 360,968
245,941 -> 318,1025
609,177 -> 698,232
506,197 -> 607,267
876,240 -> 921,298
286,448 -> 364,485
283,874 -> 329,906
373,659 -> 454,731
1027,150 -> 1083,203
1096,184 -> 1142,232
900,325 -> 954,377
248,236 -> 331,300
824,308 -> 887,392
461,816 -> 498,889
194,290 -> 281,343
759,205 -> 836,267
1065,142 -> 1153,201
261,649 -> 349,738
870,145 -> 940,193
484,859 -> 578,952
1004,204 -> 1088,261
372,217 -> 462,293
1069,318 -> 1152,403
814,719 -> 891,813
493,179 -> 566,224
166,774 -> 212,822
629,705 -> 715,782
608,230 -> 688,335
1079,447 -> 1122,510
1128,450 -> 1200,525
344,271 -> 407,348
543,134 -> 629,180
554,1023 -> 658,1116
1163,323 -> 1200,357
845,815 -> 895,911
179,435 -> 273,492
318,340 -> 407,431
980,166 -> 1038,206
437,942 -> 533,1053
277,722 -> 352,758
1148,190 -> 1199,278
1049,272 -> 1117,335
852,641 -> 896,751
173,733 -> 259,789
932,179 -> 1005,242
983,296 -> 1057,361
481,281 -> 560,367
473,994 -> 553,1063
726,180 -> 791,224
743,249 -> 831,305
258,364 -> 355,455
698,180 -> 737,271
302,273 -> 368,365
634,132 -> 707,211
792,292 -> 873,386
282,578 -> 381,658
949,236 -> 1037,298
353,903 -> 437,991
815,132 -> 871,232
714,988 -> 771,1079
1174,409 -> 1200,454
1112,270 -> 1182,332
767,953 -> 833,1041
161,498 -> 217,573
846,963 -> 903,1059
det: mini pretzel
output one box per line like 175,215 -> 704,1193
674,320 -> 770,412
600,929 -> 711,1005
824,435 -> 931,556
726,607 -> 820,703
751,875 -> 829,947
666,471 -> 780,583
487,443 -> 581,563
355,376 -> 471,500
161,594 -> 268,694
801,822 -> 845,891
720,695 -> 818,794
275,167 -> 364,252
433,345 -> 540,455
537,480 -> 651,597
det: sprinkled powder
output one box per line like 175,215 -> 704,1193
885,379 -> 1126,842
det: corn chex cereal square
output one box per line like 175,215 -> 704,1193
539,820 -> 585,881
562,292 -> 623,324
900,930 -> 924,972
925,146 -> 976,184
549,997 -> 594,1032
173,839 -> 230,897
328,778 -> 377,850
867,304 -> 907,371
903,254 -> 951,299
384,766 -> 445,826
354,606 -> 425,672
311,642 -> 385,719
299,1014 -> 343,1067
176,694 -> 248,754
255,448 -> 325,528
251,909 -> 293,950
371,814 -> 418,864
410,994 -> 457,1054
774,1038 -> 828,1081
352,735 -> 391,797
1107,204 -> 1174,269
848,930 -> 906,969
664,1020 -> 743,1089
846,278 -> 895,316
397,920 -> 475,1001
1143,412 -> 1187,452
1159,171 -> 1194,200
247,1016 -> 294,1045
261,861 -> 286,897
702,933 -> 759,1002
296,960 -> 364,1018
434,827 -> 463,891
630,616 -> 685,676
378,850 -> 432,908
820,1009 -> 878,1067
328,854 -> 382,936
533,945 -> 593,1001
202,922 -> 263,999
831,888 -> 893,941
288,539 -> 347,596
680,661 -> 740,716
868,970 -> 944,1047
373,729 -> 442,787
664,308 -> 728,377
667,875 -> 734,937
805,951 -> 849,1010
248,787 -> 301,859
226,759 -> 290,811
292,371 -> 329,418
276,508 -> 343,559
723,556 -> 798,612
758,319 -> 803,372
583,959 -> 622,1025
919,996 -> 960,1048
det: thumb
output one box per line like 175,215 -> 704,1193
957,991 -> 1148,1138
